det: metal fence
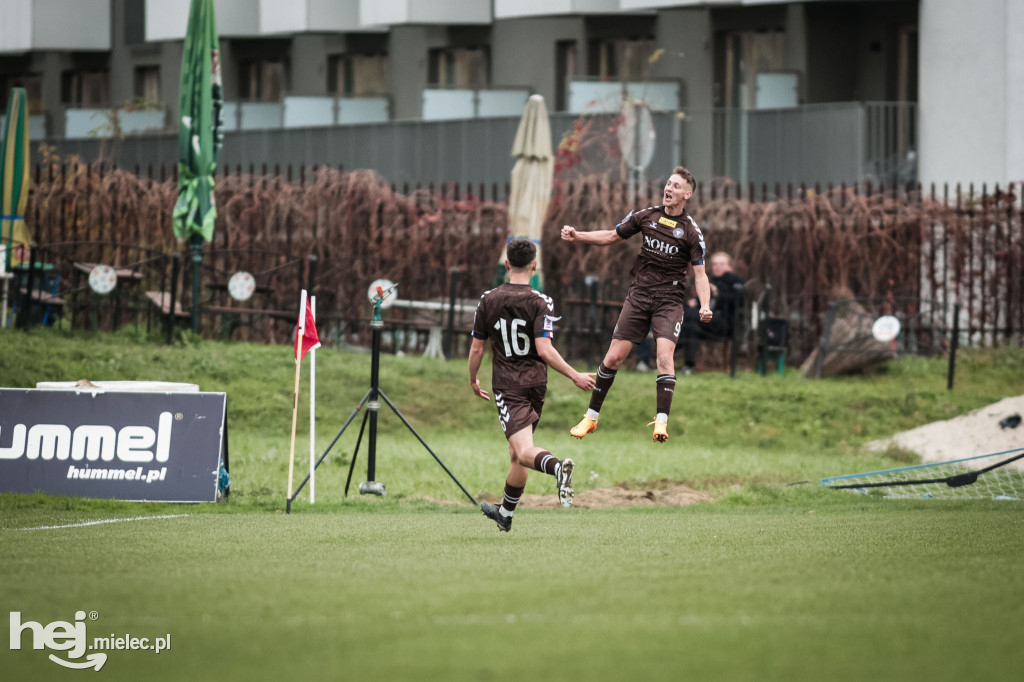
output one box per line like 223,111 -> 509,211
39,102 -> 915,189
705,101 -> 916,187
10,165 -> 1021,368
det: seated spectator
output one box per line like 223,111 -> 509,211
678,251 -> 744,373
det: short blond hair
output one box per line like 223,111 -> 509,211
672,165 -> 695,193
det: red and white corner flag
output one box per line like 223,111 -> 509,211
288,289 -> 321,512
294,289 -> 321,361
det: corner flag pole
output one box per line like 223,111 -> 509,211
309,295 -> 316,504
286,289 -> 307,514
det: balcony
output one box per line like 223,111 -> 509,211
494,0 -> 624,18
0,114 -> 47,140
421,88 -> 530,120
258,0 -> 382,35
145,0 -> 259,41
358,0 -> 491,27
64,108 -> 166,139
0,0 -> 110,53
145,0 -> 384,41
567,79 -> 680,114
220,96 -> 390,131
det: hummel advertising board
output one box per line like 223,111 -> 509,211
0,389 -> 226,502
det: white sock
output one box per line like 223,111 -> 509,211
554,462 -> 561,478
656,412 -> 668,424
585,409 -> 600,420
498,506 -> 513,518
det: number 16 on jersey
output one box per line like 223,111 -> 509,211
494,318 -> 530,357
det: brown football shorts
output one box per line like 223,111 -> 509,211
611,290 -> 687,344
492,385 -> 546,440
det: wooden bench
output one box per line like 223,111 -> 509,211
145,291 -> 189,317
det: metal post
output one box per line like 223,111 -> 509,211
18,245 -> 37,331
947,302 -> 961,391
167,254 -> 180,345
729,282 -> 743,379
443,268 -> 461,360
306,254 -> 317,295
359,295 -> 386,496
189,233 -> 203,334
366,321 -> 381,483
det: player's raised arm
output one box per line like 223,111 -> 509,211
535,336 -> 595,391
561,224 -> 622,246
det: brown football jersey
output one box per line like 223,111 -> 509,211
615,205 -> 707,295
470,283 -> 558,388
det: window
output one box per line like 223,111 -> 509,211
238,59 -> 286,101
588,38 -> 655,81
556,40 -> 577,111
721,31 -> 785,109
428,47 -> 488,88
328,53 -> 389,96
134,66 -> 160,103
897,25 -> 918,103
61,70 -> 110,107
4,74 -> 43,114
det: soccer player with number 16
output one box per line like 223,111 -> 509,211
468,239 -> 596,532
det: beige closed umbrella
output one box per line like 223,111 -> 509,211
497,94 -> 553,291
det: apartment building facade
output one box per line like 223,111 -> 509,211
0,0 -> 1020,188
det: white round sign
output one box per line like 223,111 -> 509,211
616,101 -> 656,170
227,271 -> 256,301
367,279 -> 397,309
88,264 -> 117,295
872,315 -> 901,343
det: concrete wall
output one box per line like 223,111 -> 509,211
34,0 -> 111,51
290,34 -> 349,96
919,0 -> 1024,186
388,26 -> 439,121
652,8 -> 713,181
491,17 -> 584,107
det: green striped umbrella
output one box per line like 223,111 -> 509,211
1,87 -> 30,271
173,0 -> 223,331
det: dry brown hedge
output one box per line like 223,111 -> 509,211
24,165 -> 1023,355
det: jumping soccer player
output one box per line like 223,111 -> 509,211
468,239 -> 595,532
560,165 -> 712,443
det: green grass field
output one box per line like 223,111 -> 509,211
2,330 -> 1023,680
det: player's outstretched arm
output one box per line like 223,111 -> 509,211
561,224 -> 621,246
692,263 -> 713,323
536,337 -> 596,391
467,337 -> 490,400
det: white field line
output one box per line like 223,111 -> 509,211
16,514 -> 190,531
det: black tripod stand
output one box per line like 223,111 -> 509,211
288,285 -> 476,511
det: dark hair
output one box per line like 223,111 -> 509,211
672,165 -> 696,192
506,239 -> 537,269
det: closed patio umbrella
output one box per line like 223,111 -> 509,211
1,87 -> 31,270
497,94 -> 553,291
173,0 -> 223,332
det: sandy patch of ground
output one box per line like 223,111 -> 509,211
408,480 -> 714,509
475,478 -> 714,509
866,395 -> 1024,467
